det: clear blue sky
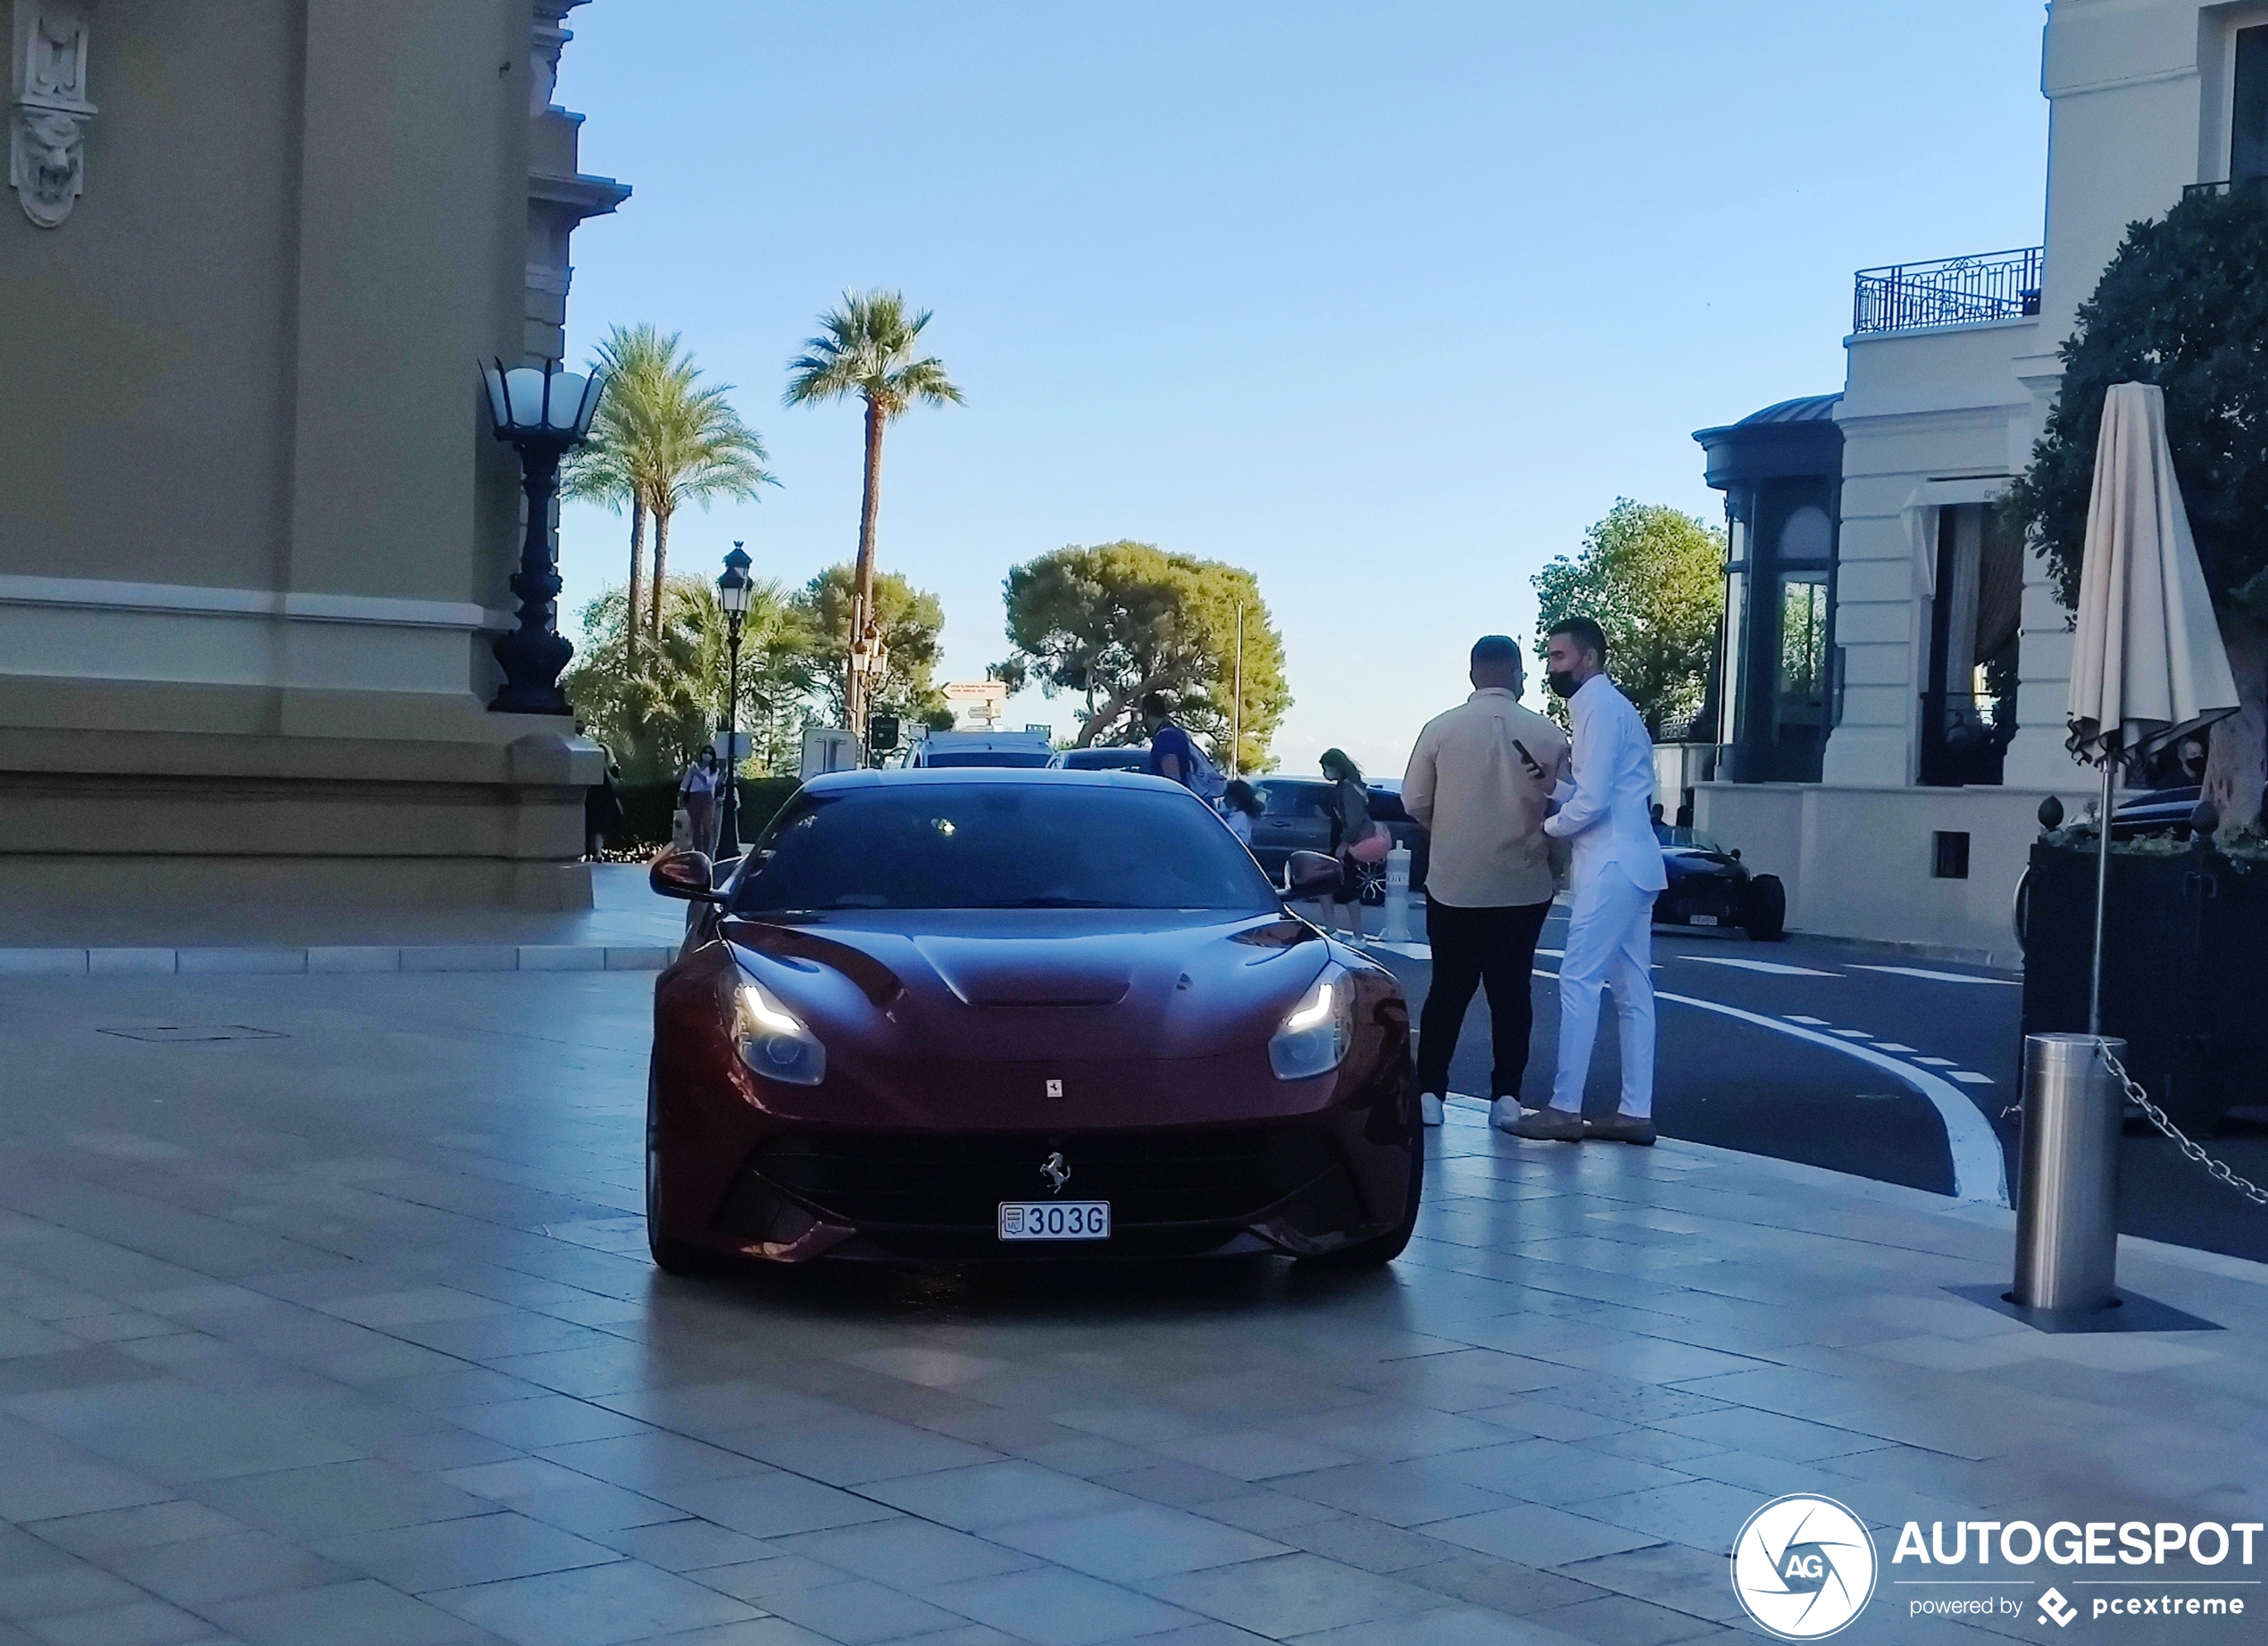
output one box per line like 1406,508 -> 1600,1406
555,1 -> 2048,779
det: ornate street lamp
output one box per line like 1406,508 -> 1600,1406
482,359 -> 605,714
715,541 -> 755,856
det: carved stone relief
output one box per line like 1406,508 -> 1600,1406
10,1 -> 96,228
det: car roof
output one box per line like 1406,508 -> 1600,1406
802,766 -> 1191,793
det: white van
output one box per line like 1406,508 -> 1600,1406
907,729 -> 1055,769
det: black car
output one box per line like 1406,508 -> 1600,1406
1049,747 -> 1151,772
1653,826 -> 1786,940
2111,784 -> 2205,840
1247,779 -> 1430,906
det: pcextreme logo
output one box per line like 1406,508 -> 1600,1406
1731,1495 -> 1880,1640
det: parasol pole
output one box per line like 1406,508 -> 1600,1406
2089,750 -> 2112,1038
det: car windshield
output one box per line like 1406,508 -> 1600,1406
919,749 -> 1054,768
730,783 -> 1280,913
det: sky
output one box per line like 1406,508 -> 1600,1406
554,1 -> 2050,780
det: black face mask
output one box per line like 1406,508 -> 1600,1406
1547,669 -> 1579,700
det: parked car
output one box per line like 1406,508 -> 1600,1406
908,730 -> 1054,768
1247,778 -> 1430,905
646,768 -> 1422,1269
1048,746 -> 1150,772
1652,825 -> 1786,940
2112,783 -> 2205,840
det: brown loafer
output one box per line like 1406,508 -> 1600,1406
1588,1114 -> 1656,1146
1503,1107 -> 1587,1142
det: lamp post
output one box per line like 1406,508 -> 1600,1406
482,359 -> 605,714
715,542 -> 754,856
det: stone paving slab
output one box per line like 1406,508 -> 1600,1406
0,971 -> 2259,1646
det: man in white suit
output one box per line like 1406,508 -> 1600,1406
1503,616 -> 1667,1146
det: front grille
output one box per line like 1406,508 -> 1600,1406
735,1125 -> 1346,1232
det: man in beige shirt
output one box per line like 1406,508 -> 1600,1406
1401,635 -> 1570,1127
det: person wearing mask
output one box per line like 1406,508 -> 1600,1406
1219,779 -> 1263,846
1508,616 -> 1667,1146
1320,748 -> 1380,941
1401,636 -> 1569,1129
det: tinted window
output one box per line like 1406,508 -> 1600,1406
731,783 -> 1277,913
919,749 -> 1054,768
1058,748 -> 1148,770
1259,782 -> 1329,818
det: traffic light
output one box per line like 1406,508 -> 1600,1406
867,714 -> 900,755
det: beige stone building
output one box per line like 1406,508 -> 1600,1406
0,1 -> 627,910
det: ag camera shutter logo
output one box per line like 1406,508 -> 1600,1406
1731,1495 -> 1879,1639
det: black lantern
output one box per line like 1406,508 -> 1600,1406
715,541 -> 755,856
482,359 -> 605,714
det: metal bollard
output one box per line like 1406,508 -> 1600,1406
2013,1033 -> 2124,1312
1381,846 -> 1413,944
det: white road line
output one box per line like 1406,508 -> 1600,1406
1949,1072 -> 1995,1085
1675,956 -> 1840,978
1655,990 -> 2008,1207
1531,965 -> 2007,1205
1874,1042 -> 1919,1053
1831,1029 -> 1872,1038
1784,1015 -> 1830,1026
1850,965 -> 2020,987
1913,1056 -> 1956,1067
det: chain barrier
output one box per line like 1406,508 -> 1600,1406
2095,1040 -> 2268,1207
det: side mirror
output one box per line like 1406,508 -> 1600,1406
651,851 -> 726,904
1283,850 -> 1341,898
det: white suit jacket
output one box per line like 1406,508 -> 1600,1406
1543,674 -> 1667,894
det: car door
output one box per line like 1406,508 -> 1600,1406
1251,781 -> 1333,877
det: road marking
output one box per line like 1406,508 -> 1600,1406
1850,965 -> 2020,986
1831,1029 -> 1872,1038
1653,989 -> 2008,1206
1675,957 -> 1840,978
1784,1015 -> 1830,1025
1948,1071 -> 1995,1084
1874,1042 -> 1919,1053
1914,1056 -> 1955,1066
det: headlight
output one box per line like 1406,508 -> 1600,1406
1269,965 -> 1355,1080
734,976 -> 826,1086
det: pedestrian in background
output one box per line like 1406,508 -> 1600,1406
1509,615 -> 1667,1146
1321,748 -> 1382,941
679,748 -> 720,856
1402,635 -> 1569,1128
1220,779 -> 1263,847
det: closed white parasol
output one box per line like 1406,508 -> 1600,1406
2065,381 -> 2239,1031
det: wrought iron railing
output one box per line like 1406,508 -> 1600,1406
2183,177 -> 2268,200
1853,246 -> 2043,336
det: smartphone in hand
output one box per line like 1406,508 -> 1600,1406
1511,739 -> 1547,782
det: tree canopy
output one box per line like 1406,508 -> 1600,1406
793,564 -> 952,731
994,541 -> 1289,770
2005,185 -> 2268,828
565,324 -> 773,645
1531,499 -> 1725,738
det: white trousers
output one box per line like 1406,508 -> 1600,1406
1548,863 -> 1656,1117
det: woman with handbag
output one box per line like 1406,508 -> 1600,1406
1322,748 -> 1386,940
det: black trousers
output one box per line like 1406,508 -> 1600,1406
1416,897 -> 1554,1099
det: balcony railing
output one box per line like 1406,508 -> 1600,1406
1853,246 -> 2043,336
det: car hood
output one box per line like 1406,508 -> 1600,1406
718,908 -> 1332,1064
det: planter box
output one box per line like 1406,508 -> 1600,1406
2022,839 -> 2268,1127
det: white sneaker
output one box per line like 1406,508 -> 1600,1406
1420,1093 -> 1444,1127
1489,1096 -> 1523,1132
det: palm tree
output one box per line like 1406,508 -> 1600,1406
783,290 -> 963,729
566,324 -> 776,649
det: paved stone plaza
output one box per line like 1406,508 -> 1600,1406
0,971 -> 2262,1646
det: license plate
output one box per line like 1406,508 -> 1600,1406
997,1200 -> 1111,1241
1689,914 -> 1718,926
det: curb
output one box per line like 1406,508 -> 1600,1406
0,944 -> 678,978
